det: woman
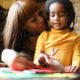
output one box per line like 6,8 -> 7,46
1,0 -> 49,70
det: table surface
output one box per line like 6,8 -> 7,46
0,67 -> 80,80
0,77 -> 80,80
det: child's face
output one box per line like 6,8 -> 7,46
49,2 -> 68,30
23,10 -> 47,34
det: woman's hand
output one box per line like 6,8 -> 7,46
65,65 -> 79,73
11,53 -> 35,71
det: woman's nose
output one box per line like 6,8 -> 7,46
38,16 -> 44,23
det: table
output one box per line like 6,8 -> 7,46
0,77 -> 80,80
0,67 -> 80,80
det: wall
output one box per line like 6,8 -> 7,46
0,0 -> 17,9
70,0 -> 80,34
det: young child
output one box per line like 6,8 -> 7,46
34,0 -> 80,72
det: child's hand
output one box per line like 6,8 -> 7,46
49,47 -> 60,61
38,47 -> 60,65
38,51 -> 48,65
37,47 -> 65,72
11,53 -> 35,70
65,65 -> 79,73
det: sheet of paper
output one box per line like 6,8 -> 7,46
0,67 -> 79,79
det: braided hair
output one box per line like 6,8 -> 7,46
45,0 -> 75,31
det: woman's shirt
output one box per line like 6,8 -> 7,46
34,28 -> 80,66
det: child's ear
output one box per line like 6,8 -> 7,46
67,15 -> 71,22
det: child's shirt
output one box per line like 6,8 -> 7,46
34,28 -> 80,66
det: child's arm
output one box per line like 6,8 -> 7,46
65,37 -> 80,73
34,48 -> 65,72
34,47 -> 59,66
34,31 -> 49,61
72,37 -> 80,67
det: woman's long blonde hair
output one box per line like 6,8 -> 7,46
4,0 -> 39,49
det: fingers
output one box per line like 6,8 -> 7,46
38,53 -> 49,65
40,49 -> 45,54
39,48 -> 60,65
50,47 -> 60,61
50,56 -> 60,61
51,47 -> 54,55
65,65 -> 79,73
40,47 -> 59,56
38,55 -> 46,64
39,49 -> 60,62
50,47 -> 59,56
44,55 -> 49,64
70,66 -> 79,72
40,49 -> 50,58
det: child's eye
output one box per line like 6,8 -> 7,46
32,18 -> 37,22
59,14 -> 64,17
50,13 -> 55,17
59,13 -> 65,17
51,15 -> 55,17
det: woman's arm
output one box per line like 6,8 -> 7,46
1,49 -> 17,66
1,49 -> 35,70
